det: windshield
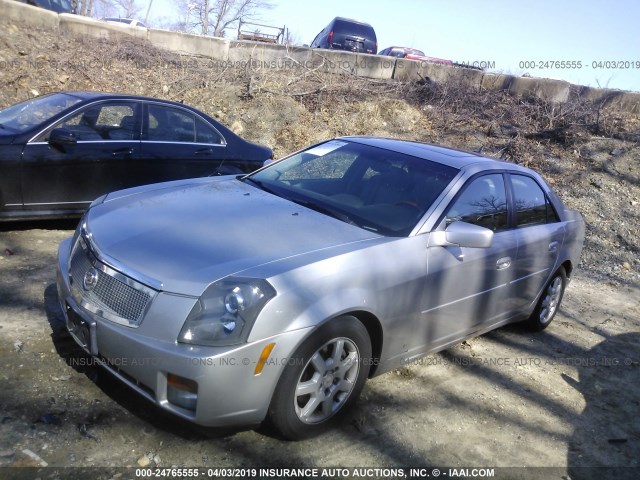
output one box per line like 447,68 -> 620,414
245,140 -> 458,236
0,93 -> 83,134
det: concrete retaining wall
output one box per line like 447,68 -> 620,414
1,0 -> 638,113
149,29 -> 229,59
59,13 -> 148,40
2,0 -> 59,30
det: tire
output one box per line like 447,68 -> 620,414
267,316 -> 371,440
526,266 -> 567,331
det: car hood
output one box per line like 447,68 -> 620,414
0,132 -> 17,144
86,178 -> 380,296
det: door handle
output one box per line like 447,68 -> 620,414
548,241 -> 559,253
496,256 -> 512,270
112,147 -> 134,157
194,148 -> 214,156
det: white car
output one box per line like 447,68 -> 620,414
104,17 -> 147,28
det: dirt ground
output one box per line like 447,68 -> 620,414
0,223 -> 638,479
0,16 -> 639,480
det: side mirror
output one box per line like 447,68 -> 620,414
429,221 -> 494,248
49,128 -> 77,151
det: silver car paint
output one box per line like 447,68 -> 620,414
87,177 -> 381,296
56,138 -> 585,427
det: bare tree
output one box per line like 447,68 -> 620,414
74,0 -> 95,16
184,0 -> 273,37
283,28 -> 300,46
112,0 -> 143,18
144,0 -> 154,25
75,0 -> 144,18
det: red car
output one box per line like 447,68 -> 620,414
378,46 -> 453,66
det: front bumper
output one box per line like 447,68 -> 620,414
56,237 -> 311,427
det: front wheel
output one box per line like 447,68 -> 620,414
526,266 -> 567,331
267,316 -> 371,440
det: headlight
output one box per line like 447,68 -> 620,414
178,278 -> 276,347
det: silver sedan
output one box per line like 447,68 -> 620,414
56,137 -> 585,439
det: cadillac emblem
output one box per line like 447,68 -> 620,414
83,268 -> 99,291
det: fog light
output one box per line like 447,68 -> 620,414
167,373 -> 198,411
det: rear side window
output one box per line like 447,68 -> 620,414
195,118 -> 224,144
147,105 -> 195,142
445,174 -> 508,231
511,175 -> 559,227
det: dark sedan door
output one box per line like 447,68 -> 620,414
138,103 -> 227,183
21,101 -> 141,212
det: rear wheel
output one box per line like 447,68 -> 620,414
526,266 -> 567,331
267,316 -> 371,440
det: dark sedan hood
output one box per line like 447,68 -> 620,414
0,132 -> 17,144
86,178 -> 379,296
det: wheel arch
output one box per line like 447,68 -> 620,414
560,259 -> 573,278
344,310 -> 384,377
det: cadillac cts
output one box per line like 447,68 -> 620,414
56,137 -> 585,439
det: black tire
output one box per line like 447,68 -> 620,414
526,266 -> 567,331
267,316 -> 371,440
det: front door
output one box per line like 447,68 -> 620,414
21,101 -> 141,212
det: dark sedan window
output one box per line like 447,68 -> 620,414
445,174 -> 508,231
45,102 -> 138,141
511,174 -> 560,227
148,105 -> 195,142
195,118 -> 224,144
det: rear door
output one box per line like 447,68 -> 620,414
138,103 -> 227,183
21,101 -> 141,211
508,173 -> 565,312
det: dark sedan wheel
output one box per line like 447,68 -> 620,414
267,316 -> 371,440
526,266 -> 567,331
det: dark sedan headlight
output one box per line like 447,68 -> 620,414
178,278 -> 276,347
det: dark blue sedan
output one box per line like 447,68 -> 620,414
0,92 -> 272,221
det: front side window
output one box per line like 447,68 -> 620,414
511,174 -> 559,227
45,102 -> 138,141
445,174 -> 508,231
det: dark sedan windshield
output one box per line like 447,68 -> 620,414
246,140 -> 458,236
0,93 -> 83,134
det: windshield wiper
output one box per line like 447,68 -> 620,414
291,198 -> 361,227
242,177 -> 280,196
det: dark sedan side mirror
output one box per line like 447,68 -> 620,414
429,221 -> 494,248
49,128 -> 77,151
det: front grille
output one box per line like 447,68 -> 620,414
69,237 -> 156,326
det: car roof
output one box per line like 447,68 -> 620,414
51,91 -> 193,109
384,46 -> 417,51
332,17 -> 374,27
340,136 -> 524,171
